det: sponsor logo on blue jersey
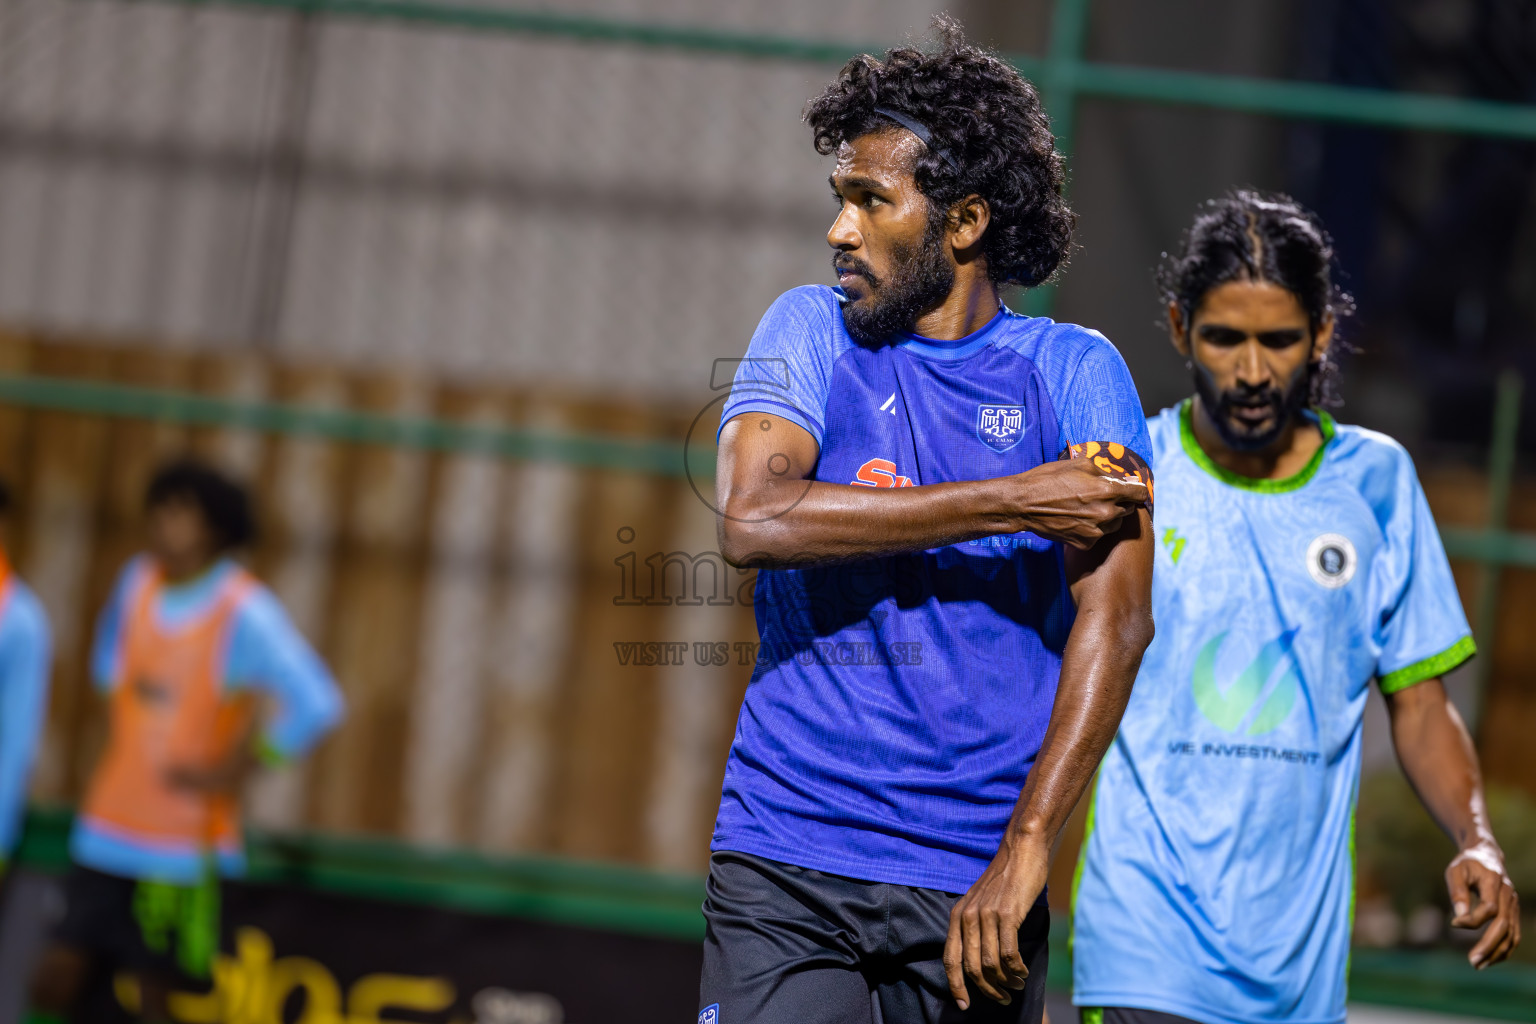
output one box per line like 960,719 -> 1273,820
976,404 -> 1026,452
850,457 -> 914,488
1191,629 -> 1300,736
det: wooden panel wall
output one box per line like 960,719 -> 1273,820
0,330 -> 756,873
4,330 -> 1531,879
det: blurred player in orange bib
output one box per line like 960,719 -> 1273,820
29,459 -> 344,1023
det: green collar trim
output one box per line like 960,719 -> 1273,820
1179,398 -> 1336,494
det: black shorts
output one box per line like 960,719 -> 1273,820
53,866 -> 196,977
700,850 -> 1049,1024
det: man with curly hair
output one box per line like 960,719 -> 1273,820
702,19 -> 1156,1023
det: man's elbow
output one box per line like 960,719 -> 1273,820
1128,607 -> 1156,653
1104,603 -> 1155,655
717,488 -> 791,568
718,517 -> 772,569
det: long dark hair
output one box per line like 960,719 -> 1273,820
1159,189 -> 1355,406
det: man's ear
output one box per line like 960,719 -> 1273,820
949,195 -> 990,254
1168,302 -> 1191,357
1311,312 -> 1335,362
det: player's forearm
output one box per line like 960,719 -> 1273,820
1005,603 -> 1150,847
719,476 -> 1024,567
1388,681 -> 1495,852
720,464 -> 1147,568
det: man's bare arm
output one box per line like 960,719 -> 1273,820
1387,679 -> 1521,968
716,413 -> 1149,567
943,508 -> 1154,1009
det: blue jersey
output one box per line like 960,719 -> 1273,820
1072,402 -> 1474,1024
0,575 -> 51,858
712,285 -> 1151,893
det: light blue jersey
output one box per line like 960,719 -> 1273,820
1072,401 -> 1474,1024
0,575 -> 51,858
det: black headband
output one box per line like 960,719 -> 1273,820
873,106 -> 961,173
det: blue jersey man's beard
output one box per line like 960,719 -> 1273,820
1193,361 -> 1315,453
837,217 -> 956,346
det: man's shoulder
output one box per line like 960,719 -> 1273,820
748,286 -> 855,368
1325,419 -> 1422,517
0,578 -> 49,645
231,578 -> 291,632
1329,418 -> 1411,464
761,285 -> 843,333
1146,403 -> 1184,451
992,315 -> 1136,413
992,312 -> 1116,362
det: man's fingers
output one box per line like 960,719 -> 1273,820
1483,889 -> 1521,967
978,911 -> 1011,1002
1446,865 -> 1474,926
1113,479 -> 1151,505
1470,907 -> 1510,969
1448,863 -> 1498,928
999,917 -> 1029,990
944,911 -> 969,1009
961,908 -> 1008,1004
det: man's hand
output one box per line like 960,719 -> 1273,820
1447,842 -> 1521,969
943,837 -> 1050,1009
166,745 -> 257,797
1386,679 -> 1521,970
1009,460 -> 1148,549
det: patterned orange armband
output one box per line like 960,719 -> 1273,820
1057,440 -> 1154,508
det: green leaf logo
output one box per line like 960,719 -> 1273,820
1191,629 -> 1300,736
1162,527 -> 1187,564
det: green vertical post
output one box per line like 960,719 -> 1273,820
1468,369 -> 1524,734
1021,0 -> 1092,318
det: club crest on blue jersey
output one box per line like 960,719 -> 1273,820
699,1004 -> 720,1024
976,404 -> 1027,452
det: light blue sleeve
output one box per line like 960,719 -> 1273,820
717,286 -> 842,448
0,588 -> 51,856
91,559 -> 146,693
224,588 -> 345,761
1374,451 -> 1475,694
1057,331 -> 1154,470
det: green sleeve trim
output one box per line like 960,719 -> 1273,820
253,736 -> 287,767
1178,399 -> 1336,494
1067,768 -> 1103,957
1378,635 -> 1476,694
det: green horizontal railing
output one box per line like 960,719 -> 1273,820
0,371 -> 1531,567
1442,527 -> 1536,571
133,0 -> 1536,142
15,805 -> 707,941
0,373 -> 688,478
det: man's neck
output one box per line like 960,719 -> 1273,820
159,556 -> 222,587
911,276 -> 1001,341
1190,396 -> 1324,482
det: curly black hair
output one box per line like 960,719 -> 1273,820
1158,189 -> 1356,407
146,457 -> 258,552
804,15 -> 1074,289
